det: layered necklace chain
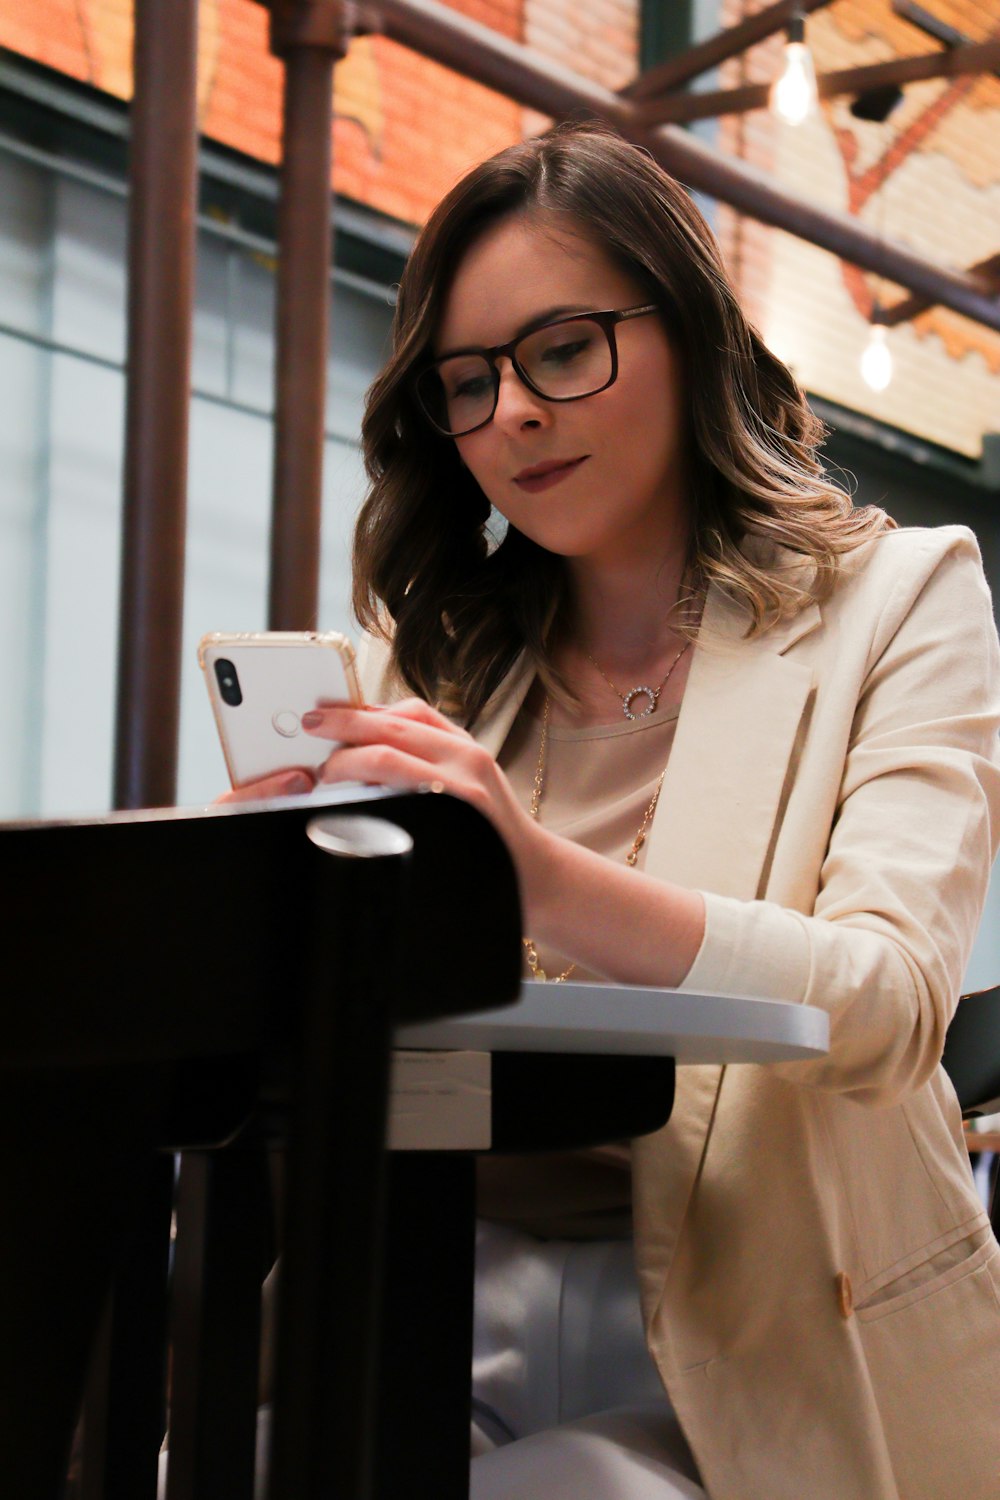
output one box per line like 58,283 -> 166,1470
521,696 -> 671,984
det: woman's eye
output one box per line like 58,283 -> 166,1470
445,369 -> 492,402
540,336 -> 591,366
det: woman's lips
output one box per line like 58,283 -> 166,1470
513,456 -> 588,494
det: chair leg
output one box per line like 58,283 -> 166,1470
266,818 -> 409,1500
164,1150 -> 269,1500
79,1153 -> 175,1500
265,977 -> 395,1500
0,1069 -> 168,1500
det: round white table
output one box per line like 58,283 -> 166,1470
398,978 -> 829,1063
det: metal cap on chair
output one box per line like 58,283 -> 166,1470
306,814 -> 415,860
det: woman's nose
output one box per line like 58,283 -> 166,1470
492,360 -> 550,431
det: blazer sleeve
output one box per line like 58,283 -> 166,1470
680,528 -> 1000,1105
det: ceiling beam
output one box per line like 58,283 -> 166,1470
369,0 -> 1000,333
893,0 -> 1000,82
880,252 -> 1000,326
634,37 -> 1000,127
621,0 -> 835,101
894,0 -> 968,52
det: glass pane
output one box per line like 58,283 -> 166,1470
49,176 -> 127,365
0,150 -> 50,336
0,329 -> 48,812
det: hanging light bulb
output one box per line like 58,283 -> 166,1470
769,10 -> 818,126
860,323 -> 893,392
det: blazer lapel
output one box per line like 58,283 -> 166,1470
635,584 -> 819,1305
644,585 -> 819,898
474,653 -> 535,757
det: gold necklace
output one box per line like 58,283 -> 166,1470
522,696 -> 669,983
585,639 -> 691,721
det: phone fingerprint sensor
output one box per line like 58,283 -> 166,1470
272,710 -> 300,738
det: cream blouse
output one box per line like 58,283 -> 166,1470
499,698 -> 681,982
477,697 -> 680,1238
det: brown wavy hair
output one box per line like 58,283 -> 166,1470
353,121 -> 892,724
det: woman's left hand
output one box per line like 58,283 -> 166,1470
302,698 -> 542,875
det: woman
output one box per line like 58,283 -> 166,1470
232,124 -> 1000,1497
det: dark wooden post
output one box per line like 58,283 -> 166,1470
97,7 -> 199,1491
113,0 -> 200,811
264,0 -> 353,631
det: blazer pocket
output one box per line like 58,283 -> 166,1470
854,1236 -> 1000,1500
855,1228 -> 995,1321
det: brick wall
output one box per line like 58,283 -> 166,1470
0,0 -> 524,226
714,0 -> 1000,457
522,0 -> 637,134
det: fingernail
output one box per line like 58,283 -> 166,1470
284,772 -> 313,794
301,711 -> 323,729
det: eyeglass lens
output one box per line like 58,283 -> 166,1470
421,317 -> 613,436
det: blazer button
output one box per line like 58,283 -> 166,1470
835,1271 -> 853,1319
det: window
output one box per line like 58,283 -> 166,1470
0,71 -> 407,816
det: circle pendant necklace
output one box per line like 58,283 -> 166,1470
585,639 -> 691,720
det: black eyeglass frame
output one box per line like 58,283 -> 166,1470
413,303 -> 660,438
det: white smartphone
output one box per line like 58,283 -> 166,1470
198,630 -> 365,788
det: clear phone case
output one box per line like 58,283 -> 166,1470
198,630 -> 365,788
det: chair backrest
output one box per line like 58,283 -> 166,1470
0,791 -> 522,1500
2,789 -> 522,1074
942,985 -> 1000,1117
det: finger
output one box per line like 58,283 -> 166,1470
301,698 -> 459,741
303,707 -> 470,766
378,697 -> 459,730
316,743 -> 482,809
215,768 -> 315,804
316,743 -> 433,790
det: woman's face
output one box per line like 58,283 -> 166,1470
433,211 -> 690,567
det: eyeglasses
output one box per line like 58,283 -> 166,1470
413,304 -> 659,438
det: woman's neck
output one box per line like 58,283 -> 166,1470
566,549 -> 691,668
539,543 -> 698,728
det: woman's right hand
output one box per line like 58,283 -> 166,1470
212,767 -> 316,805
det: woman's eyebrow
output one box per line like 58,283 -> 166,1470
514,303 -> 591,338
436,303 -> 593,358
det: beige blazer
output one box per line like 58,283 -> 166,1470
360,525 -> 1000,1500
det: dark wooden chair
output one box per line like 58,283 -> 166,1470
0,788 -> 521,1500
943,983 -> 1000,1238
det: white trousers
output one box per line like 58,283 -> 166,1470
471,1221 -> 706,1498
160,1222 -> 708,1499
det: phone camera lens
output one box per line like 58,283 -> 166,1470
214,658 -> 243,707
